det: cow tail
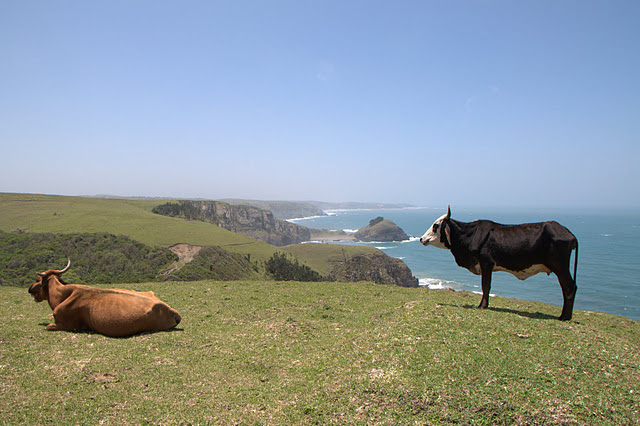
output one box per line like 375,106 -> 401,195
573,240 -> 579,286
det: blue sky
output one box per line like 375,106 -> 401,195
1,1 -> 639,209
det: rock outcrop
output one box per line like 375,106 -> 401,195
152,201 -> 311,246
327,251 -> 419,287
353,217 -> 409,242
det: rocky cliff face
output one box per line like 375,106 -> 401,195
327,251 -> 419,287
221,199 -> 326,220
152,201 -> 311,246
353,218 -> 409,242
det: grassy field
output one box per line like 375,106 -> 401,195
2,280 -> 638,424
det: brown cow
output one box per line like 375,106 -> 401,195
28,259 -> 182,337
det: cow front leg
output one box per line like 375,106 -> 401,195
478,264 -> 493,309
51,307 -> 85,332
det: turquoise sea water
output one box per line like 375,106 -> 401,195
290,207 -> 640,322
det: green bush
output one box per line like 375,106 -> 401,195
166,246 -> 260,281
368,216 -> 384,227
265,251 -> 324,282
0,230 -> 177,286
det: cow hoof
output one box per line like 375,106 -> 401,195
558,315 -> 572,321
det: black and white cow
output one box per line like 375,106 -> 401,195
420,207 -> 579,320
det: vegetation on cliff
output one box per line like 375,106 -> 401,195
265,251 -> 324,282
164,246 -> 261,281
0,230 -> 177,286
327,250 -> 419,287
283,244 -> 419,288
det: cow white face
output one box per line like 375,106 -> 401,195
419,213 -> 449,249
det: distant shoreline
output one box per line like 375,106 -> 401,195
288,206 -> 428,223
308,229 -> 356,242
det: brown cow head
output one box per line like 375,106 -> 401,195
28,258 -> 71,302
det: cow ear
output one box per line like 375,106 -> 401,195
442,221 -> 452,248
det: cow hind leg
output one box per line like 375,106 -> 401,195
556,270 -> 577,321
478,266 -> 493,309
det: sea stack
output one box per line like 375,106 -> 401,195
353,217 -> 409,242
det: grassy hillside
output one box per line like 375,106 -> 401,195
282,243 -> 382,276
2,281 -> 638,424
0,194 -> 288,260
0,231 -> 263,286
0,194 -> 383,277
0,193 -> 276,261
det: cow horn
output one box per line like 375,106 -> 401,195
446,205 -> 451,220
58,258 -> 71,275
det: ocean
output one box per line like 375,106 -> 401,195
290,207 -> 640,322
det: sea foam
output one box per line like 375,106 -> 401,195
419,277 -> 457,290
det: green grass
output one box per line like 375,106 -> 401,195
283,243 -> 381,275
2,281 -> 638,424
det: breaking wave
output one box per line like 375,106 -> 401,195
419,277 -> 458,290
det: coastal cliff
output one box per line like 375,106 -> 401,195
152,200 -> 311,246
327,250 -> 419,287
220,199 -> 326,220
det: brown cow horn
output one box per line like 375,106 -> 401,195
446,205 -> 451,220
58,258 -> 71,274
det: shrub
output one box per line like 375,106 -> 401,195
265,252 -> 323,282
368,217 -> 384,227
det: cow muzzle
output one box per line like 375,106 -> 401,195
28,289 -> 44,302
28,283 -> 45,302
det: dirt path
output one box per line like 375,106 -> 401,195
161,243 -> 204,275
169,243 -> 203,263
